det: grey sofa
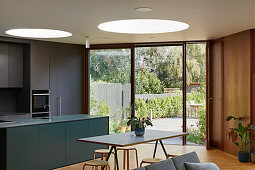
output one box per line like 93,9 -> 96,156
133,152 -> 200,170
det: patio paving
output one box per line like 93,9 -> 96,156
147,117 -> 199,145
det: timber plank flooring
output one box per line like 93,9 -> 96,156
56,144 -> 255,170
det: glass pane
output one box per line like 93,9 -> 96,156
186,43 -> 206,145
90,49 -> 131,134
135,46 -> 183,144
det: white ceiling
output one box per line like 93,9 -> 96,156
1,0 -> 255,45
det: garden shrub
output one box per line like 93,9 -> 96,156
135,94 -> 183,118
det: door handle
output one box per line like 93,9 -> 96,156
57,97 -> 62,116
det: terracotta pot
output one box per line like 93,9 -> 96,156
118,126 -> 127,133
127,125 -> 131,131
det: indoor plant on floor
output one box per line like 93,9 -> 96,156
127,116 -> 153,136
249,124 -> 255,163
226,116 -> 253,163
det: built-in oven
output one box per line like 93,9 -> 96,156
32,90 -> 50,118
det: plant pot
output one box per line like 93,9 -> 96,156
135,127 -> 145,136
238,152 -> 250,163
127,125 -> 131,131
118,126 -> 127,133
251,152 -> 255,163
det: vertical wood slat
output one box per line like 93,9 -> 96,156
250,29 -> 255,124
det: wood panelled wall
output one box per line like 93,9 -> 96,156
210,30 -> 254,156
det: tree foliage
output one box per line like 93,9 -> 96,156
90,44 -> 206,94
135,71 -> 163,94
90,49 -> 131,84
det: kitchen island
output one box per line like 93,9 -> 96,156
0,114 -> 109,170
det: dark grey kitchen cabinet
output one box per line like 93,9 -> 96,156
30,42 -> 50,90
50,43 -> 83,115
88,117 -> 109,153
66,119 -> 90,164
8,44 -> 23,87
0,115 -> 109,170
6,126 -> 40,170
0,42 -> 23,88
0,43 -> 9,87
39,122 -> 66,170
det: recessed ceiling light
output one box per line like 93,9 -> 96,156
5,28 -> 72,38
135,7 -> 152,12
98,19 -> 189,34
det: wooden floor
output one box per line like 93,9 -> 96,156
56,144 -> 255,170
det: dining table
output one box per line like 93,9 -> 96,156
78,129 -> 188,170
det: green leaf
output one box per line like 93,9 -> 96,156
226,116 -> 239,121
238,123 -> 244,131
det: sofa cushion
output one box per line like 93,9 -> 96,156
146,159 -> 177,170
184,162 -> 220,170
171,152 -> 200,170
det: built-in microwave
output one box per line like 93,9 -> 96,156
32,90 -> 50,117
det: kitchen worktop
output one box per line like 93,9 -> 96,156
0,114 -> 107,129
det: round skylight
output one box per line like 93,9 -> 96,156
5,29 -> 72,38
98,19 -> 189,34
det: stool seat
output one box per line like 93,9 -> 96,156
166,154 -> 180,158
83,160 -> 110,170
93,148 -> 115,170
142,158 -> 163,164
117,147 -> 139,170
85,160 -> 109,166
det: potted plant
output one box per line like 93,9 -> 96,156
226,116 -> 252,163
127,117 -> 153,136
249,124 -> 255,163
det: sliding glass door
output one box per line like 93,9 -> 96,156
135,45 -> 184,144
88,42 -> 208,145
186,43 -> 207,145
89,49 -> 131,134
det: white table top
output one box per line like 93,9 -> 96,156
78,130 -> 188,147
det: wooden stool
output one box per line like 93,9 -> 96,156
83,160 -> 110,170
117,147 -> 139,170
93,149 -> 116,170
140,158 -> 163,167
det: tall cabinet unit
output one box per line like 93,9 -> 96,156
0,43 -> 8,87
0,42 -> 23,88
210,29 -> 255,156
50,43 -> 83,116
30,42 -> 50,90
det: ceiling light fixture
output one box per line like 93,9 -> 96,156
135,7 -> 153,12
5,28 -> 72,38
98,19 -> 189,34
85,36 -> 90,48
